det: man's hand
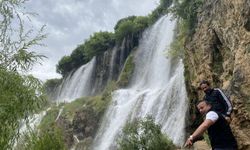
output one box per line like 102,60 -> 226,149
184,137 -> 193,148
225,116 -> 231,124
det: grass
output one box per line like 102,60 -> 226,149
117,54 -> 135,87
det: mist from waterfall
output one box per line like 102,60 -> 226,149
92,15 -> 188,150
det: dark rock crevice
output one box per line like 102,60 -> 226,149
210,30 -> 224,86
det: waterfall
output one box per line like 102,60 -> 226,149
14,109 -> 49,148
55,57 -> 96,102
92,15 -> 188,150
108,47 -> 118,81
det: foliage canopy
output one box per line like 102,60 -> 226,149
56,31 -> 115,76
117,116 -> 176,150
84,31 -> 115,59
0,0 -> 46,149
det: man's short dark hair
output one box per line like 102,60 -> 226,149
199,80 -> 210,87
197,100 -> 212,106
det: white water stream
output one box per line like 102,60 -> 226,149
55,57 -> 96,102
92,15 -> 188,150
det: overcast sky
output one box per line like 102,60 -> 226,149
25,0 -> 159,81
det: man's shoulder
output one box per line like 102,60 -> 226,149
213,88 -> 220,91
207,111 -> 218,115
212,88 -> 222,95
206,111 -> 219,122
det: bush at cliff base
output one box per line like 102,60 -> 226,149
117,116 -> 176,150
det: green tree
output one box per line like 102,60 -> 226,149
56,44 -> 90,76
147,0 -> 173,24
70,44 -> 87,69
117,116 -> 176,150
166,0 -> 204,59
0,0 -> 46,149
114,16 -> 137,31
56,32 -> 115,76
115,20 -> 136,43
84,31 -> 115,59
160,0 -> 173,8
56,55 -> 72,76
170,0 -> 204,34
16,127 -> 66,150
0,0 -> 46,72
115,16 -> 150,44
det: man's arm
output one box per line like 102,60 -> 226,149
185,110 -> 219,147
215,88 -> 233,116
184,119 -> 215,147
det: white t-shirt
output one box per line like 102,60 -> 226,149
206,111 -> 219,122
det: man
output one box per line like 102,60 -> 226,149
185,101 -> 238,150
199,80 -> 233,122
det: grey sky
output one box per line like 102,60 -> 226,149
26,0 -> 159,81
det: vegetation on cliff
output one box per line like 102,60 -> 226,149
167,0 -> 204,59
56,32 -> 115,76
117,116 -> 175,150
15,127 -> 66,150
165,0 -> 205,130
117,54 -> 135,87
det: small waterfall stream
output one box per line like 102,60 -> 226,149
92,16 -> 188,150
55,57 -> 96,102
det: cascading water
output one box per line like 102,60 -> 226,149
14,109 -> 49,148
55,57 -> 96,102
92,15 -> 188,150
108,47 -> 118,81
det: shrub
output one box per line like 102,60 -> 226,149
117,54 -> 135,87
70,44 -> 89,69
170,0 -> 204,34
44,78 -> 62,90
84,31 -> 115,59
167,20 -> 187,58
38,106 -> 60,131
56,31 -> 115,76
117,116 -> 176,150
16,127 -> 66,150
115,16 -> 150,44
56,56 -> 72,76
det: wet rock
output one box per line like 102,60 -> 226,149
72,107 -> 98,140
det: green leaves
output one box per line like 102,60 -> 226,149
117,116 -> 176,150
170,0 -> 204,33
0,1 -> 47,72
0,68 -> 45,149
117,54 -> 135,87
16,127 -> 66,150
114,16 -> 149,44
56,32 -> 115,76
56,55 -> 73,76
166,0 -> 204,59
0,0 -> 46,149
84,31 -> 115,59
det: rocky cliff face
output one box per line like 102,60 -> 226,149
184,0 -> 250,149
90,37 -> 135,94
